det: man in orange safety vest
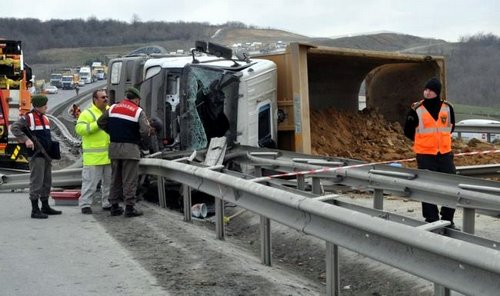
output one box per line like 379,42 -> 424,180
404,77 -> 458,230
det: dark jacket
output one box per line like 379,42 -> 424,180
97,99 -> 151,160
10,110 -> 53,158
404,97 -> 455,142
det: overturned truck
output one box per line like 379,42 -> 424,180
107,42 -> 445,155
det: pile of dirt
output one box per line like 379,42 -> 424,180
310,107 -> 499,168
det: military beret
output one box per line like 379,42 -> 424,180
32,95 -> 48,107
125,87 -> 141,100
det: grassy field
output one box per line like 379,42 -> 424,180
32,40 -> 195,81
454,103 -> 500,122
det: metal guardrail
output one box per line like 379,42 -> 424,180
457,163 -> 500,177
138,158 -> 500,296
238,152 -> 500,234
7,80 -> 498,294
0,168 -> 82,190
454,123 -> 500,142
454,123 -> 500,134
0,159 -> 500,295
1,147 -> 500,295
46,114 -> 81,147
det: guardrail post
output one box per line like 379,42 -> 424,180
260,216 -> 272,266
215,198 -> 225,240
326,242 -> 340,296
254,165 -> 262,177
462,208 -> 476,234
255,164 -> 272,264
157,176 -> 166,208
312,177 -> 321,194
182,184 -> 192,222
434,284 -> 451,296
373,189 -> 384,210
297,175 -> 305,190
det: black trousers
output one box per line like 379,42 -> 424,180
416,153 -> 456,223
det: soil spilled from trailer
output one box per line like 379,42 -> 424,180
310,107 -> 499,169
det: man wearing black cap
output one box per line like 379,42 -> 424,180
404,78 -> 458,229
97,87 -> 151,217
10,95 -> 62,219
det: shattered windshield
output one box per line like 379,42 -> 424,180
179,65 -> 239,151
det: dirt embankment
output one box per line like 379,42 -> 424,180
310,107 -> 499,168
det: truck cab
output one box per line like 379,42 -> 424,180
107,42 -> 278,151
50,73 -> 63,88
79,67 -> 92,84
95,68 -> 105,80
61,75 -> 74,90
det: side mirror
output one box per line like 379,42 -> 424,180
207,42 -> 233,60
193,41 -> 233,60
195,41 -> 207,53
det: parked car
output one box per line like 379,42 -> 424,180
44,85 -> 58,94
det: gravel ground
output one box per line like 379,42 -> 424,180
92,201 -> 321,296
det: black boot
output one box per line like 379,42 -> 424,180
41,199 -> 62,215
31,199 -> 48,219
124,205 -> 143,217
110,204 -> 124,216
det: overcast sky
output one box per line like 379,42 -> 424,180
3,0 -> 499,42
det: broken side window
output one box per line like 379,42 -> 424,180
179,65 -> 239,151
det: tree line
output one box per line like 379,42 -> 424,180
447,33 -> 500,107
0,18 -> 253,59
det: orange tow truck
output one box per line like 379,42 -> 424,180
0,40 -> 33,169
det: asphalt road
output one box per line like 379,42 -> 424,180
45,82 -> 96,110
0,192 -> 169,296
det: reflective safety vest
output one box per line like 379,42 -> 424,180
75,104 -> 110,165
107,99 -> 142,144
26,111 -> 52,152
413,101 -> 452,155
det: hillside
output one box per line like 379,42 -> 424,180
211,28 -> 310,44
1,18 -> 499,108
311,33 -> 449,52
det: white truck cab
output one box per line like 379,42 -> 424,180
79,67 -> 92,84
136,44 -> 278,151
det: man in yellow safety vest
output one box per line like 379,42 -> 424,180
75,89 -> 112,214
